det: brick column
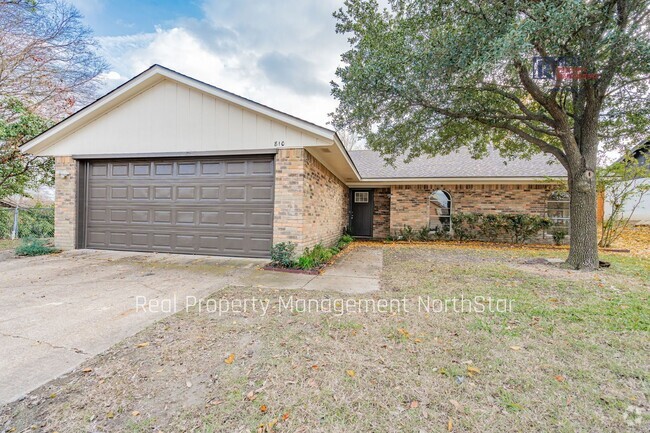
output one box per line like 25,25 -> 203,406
54,156 -> 78,250
273,148 -> 305,248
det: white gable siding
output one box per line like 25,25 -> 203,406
39,79 -> 329,156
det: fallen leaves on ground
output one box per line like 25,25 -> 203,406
398,328 -> 411,338
224,353 -> 235,364
346,369 -> 356,378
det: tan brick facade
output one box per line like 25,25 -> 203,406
53,150 -> 555,254
54,156 -> 78,250
372,188 -> 391,238
273,149 -> 304,246
387,183 -> 556,235
273,148 -> 349,251
302,150 -> 349,248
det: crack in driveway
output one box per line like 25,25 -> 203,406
0,332 -> 91,356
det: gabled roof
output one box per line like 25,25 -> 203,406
349,148 -> 567,180
21,64 -> 335,154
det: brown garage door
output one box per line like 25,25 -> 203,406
82,156 -> 274,258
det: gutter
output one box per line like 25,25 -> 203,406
346,176 -> 567,187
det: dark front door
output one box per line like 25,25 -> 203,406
349,189 -> 373,237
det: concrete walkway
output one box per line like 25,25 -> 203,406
244,246 -> 382,293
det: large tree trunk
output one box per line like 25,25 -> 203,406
566,166 -> 599,270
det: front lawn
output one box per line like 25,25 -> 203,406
2,245 -> 648,432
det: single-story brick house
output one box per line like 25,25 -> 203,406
21,65 -> 567,258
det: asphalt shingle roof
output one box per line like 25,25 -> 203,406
348,148 -> 567,179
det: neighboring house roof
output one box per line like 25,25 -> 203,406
348,148 -> 567,179
631,140 -> 649,170
0,199 -> 17,208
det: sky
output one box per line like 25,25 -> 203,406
69,0 -> 350,127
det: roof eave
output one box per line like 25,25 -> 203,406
346,176 -> 566,187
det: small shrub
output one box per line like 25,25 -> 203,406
15,238 -> 58,256
270,242 -> 296,268
502,214 -> 552,244
429,225 -> 450,240
272,235 -> 353,271
296,243 -> 334,270
480,214 -> 506,242
310,243 -> 334,264
297,255 -> 316,270
398,225 -> 419,242
337,234 -> 354,249
552,229 -> 567,245
451,212 -> 481,241
340,234 -> 354,244
417,226 -> 430,241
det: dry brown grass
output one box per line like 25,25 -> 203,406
0,239 -> 19,251
608,225 -> 650,257
1,245 -> 648,432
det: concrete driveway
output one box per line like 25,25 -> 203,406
0,249 -> 265,405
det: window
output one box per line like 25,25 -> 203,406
547,191 -> 570,230
429,190 -> 452,232
354,191 -> 369,203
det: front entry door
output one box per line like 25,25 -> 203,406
349,189 -> 373,237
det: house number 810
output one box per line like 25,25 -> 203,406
274,140 -> 285,147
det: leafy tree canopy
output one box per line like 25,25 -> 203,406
0,99 -> 53,200
332,0 -> 650,164
0,0 -> 107,199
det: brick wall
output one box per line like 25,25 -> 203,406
273,149 -> 304,246
388,184 -> 556,235
273,148 -> 349,251
54,156 -> 77,250
372,188 -> 391,238
302,150 -> 349,247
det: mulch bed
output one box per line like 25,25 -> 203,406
261,265 -> 322,275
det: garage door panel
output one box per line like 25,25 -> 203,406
85,230 -> 273,258
84,156 -> 274,258
89,184 -> 273,203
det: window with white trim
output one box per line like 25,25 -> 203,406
429,190 -> 452,232
354,191 -> 369,203
546,191 -> 570,230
